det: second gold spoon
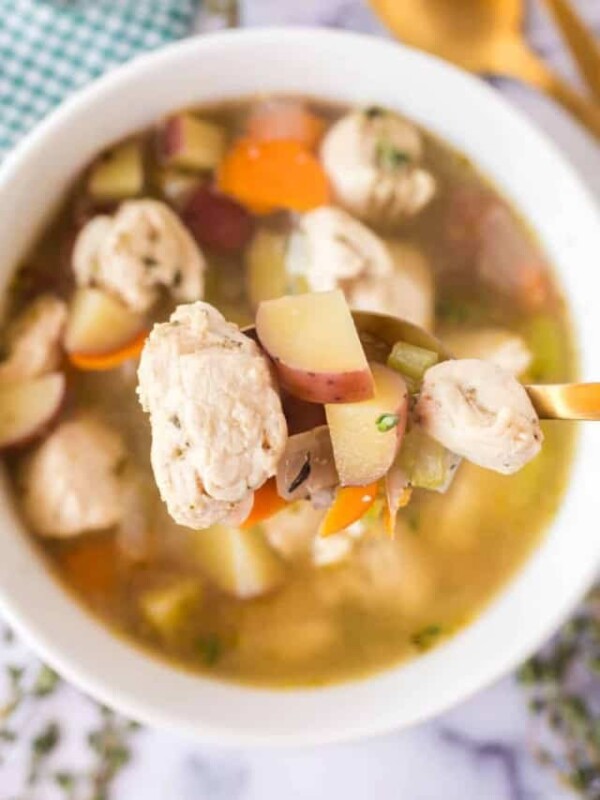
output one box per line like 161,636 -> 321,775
369,0 -> 600,141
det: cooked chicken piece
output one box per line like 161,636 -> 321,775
415,359 -> 542,475
311,521 -> 365,567
354,241 -> 435,331
287,205 -> 394,293
20,416 -> 126,538
72,199 -> 205,312
288,207 -> 434,330
0,295 -> 67,383
137,302 -> 287,530
263,502 -> 325,561
320,108 -> 436,226
441,327 -> 532,377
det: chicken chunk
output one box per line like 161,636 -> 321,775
415,359 -> 542,475
355,241 -> 435,331
320,108 -> 436,227
288,207 -> 434,330
72,199 -> 205,312
441,327 -> 532,377
0,295 -> 67,383
20,416 -> 127,538
137,302 -> 287,530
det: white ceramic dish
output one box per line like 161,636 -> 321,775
0,28 -> 599,746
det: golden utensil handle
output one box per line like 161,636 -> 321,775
541,0 -> 600,103
526,383 -> 600,420
495,38 -> 600,141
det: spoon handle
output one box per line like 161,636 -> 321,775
540,0 -> 600,103
526,383 -> 600,421
497,39 -> 600,141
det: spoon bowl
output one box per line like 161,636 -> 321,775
247,309 -> 600,421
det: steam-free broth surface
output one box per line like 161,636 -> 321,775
4,98 -> 574,687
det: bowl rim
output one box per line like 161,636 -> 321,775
1,26 -> 600,746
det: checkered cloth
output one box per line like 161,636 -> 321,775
0,0 -> 198,159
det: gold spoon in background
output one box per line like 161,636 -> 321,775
541,0 -> 600,103
369,0 -> 600,140
247,310 -> 600,421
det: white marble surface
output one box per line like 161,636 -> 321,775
2,1 -> 600,798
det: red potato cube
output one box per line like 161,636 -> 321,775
64,288 -> 146,358
181,187 -> 254,254
0,372 -> 65,450
326,363 -> 408,487
158,113 -> 226,172
256,290 -> 374,404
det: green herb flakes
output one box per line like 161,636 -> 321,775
376,141 -> 410,171
376,413 -> 399,433
196,634 -> 222,666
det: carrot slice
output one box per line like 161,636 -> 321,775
247,101 -> 325,150
57,534 -> 118,596
218,138 -> 330,214
69,330 -> 148,371
319,483 -> 379,538
240,478 -> 289,529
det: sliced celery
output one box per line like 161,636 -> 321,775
387,340 -> 439,383
398,427 -> 450,491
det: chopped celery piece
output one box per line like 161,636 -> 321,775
139,579 -> 203,639
388,340 -> 439,382
398,427 -> 450,491
246,228 -> 288,308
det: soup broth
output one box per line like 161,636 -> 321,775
4,97 -> 575,687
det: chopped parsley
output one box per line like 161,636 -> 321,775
376,413 -> 400,433
376,140 -> 411,171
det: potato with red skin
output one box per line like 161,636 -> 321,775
64,287 -> 147,359
256,291 -> 374,404
181,187 -> 255,254
326,363 -> 408,486
157,114 -> 226,172
0,373 -> 65,450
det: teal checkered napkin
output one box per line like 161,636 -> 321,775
0,0 -> 198,159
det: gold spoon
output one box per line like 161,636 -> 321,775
541,0 -> 600,103
247,310 -> 600,421
368,0 -> 600,140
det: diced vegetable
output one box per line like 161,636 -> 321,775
276,426 -> 338,502
398,426 -> 459,492
0,372 -> 65,451
256,290 -> 374,404
388,340 -> 439,382
319,483 -> 379,538
154,168 -> 203,207
181,186 -> 255,254
218,138 -> 330,214
194,524 -> 285,599
58,535 -> 118,596
65,287 -> 147,360
247,100 -> 325,150
383,461 -> 412,536
139,579 -> 203,639
87,140 -> 144,201
240,479 -> 289,529
326,363 -> 408,487
246,228 -> 288,308
157,113 -> 227,172
69,331 -> 147,371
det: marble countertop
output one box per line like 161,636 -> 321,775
2,1 -> 600,798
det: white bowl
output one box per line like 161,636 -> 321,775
0,28 -> 599,746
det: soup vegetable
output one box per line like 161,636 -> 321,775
0,99 -> 574,687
